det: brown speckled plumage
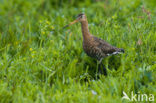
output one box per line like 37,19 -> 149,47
79,14 -> 124,62
64,13 -> 124,75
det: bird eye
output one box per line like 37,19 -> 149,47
76,13 -> 84,19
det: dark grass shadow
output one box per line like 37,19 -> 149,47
81,55 -> 123,82
107,55 -> 122,71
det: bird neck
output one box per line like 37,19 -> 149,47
80,20 -> 91,40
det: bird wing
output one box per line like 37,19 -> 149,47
93,36 -> 119,55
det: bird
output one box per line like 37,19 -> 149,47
64,13 -> 124,76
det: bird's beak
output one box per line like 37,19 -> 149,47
63,19 -> 79,29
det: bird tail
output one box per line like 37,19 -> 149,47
112,48 -> 124,55
119,48 -> 124,53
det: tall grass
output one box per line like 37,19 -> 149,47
0,0 -> 156,102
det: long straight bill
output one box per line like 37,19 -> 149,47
63,19 -> 78,29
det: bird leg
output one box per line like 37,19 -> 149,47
98,58 -> 103,64
101,63 -> 107,76
98,63 -> 102,74
97,59 -> 107,76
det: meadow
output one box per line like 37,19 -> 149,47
0,0 -> 156,102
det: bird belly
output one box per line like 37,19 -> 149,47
83,44 -> 103,60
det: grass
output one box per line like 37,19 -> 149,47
0,0 -> 156,102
